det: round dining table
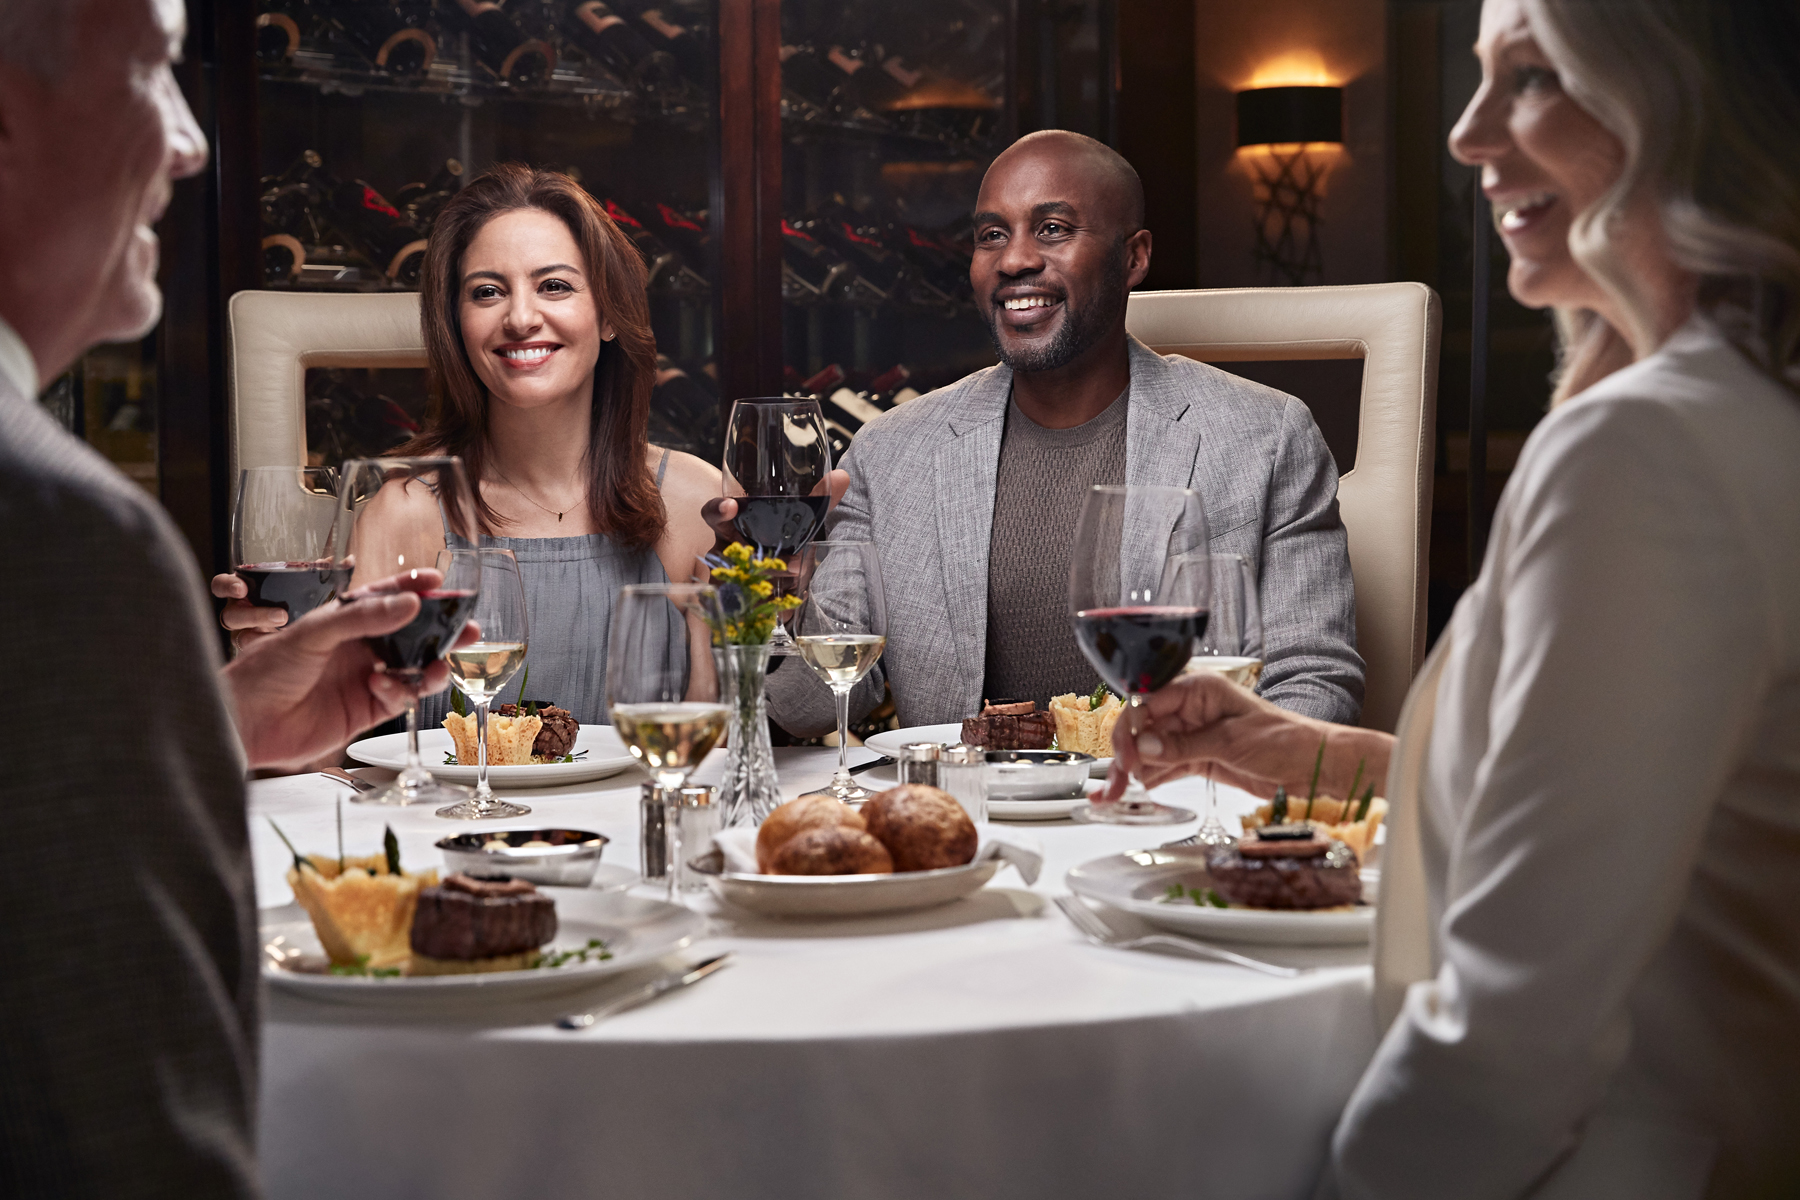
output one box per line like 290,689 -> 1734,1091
250,745 -> 1379,1200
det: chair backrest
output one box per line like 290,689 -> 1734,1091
227,289 -> 427,479
1126,282 -> 1441,732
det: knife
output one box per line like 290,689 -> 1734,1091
556,953 -> 732,1030
847,755 -> 895,776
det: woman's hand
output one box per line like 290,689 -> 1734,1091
212,572 -> 288,651
219,570 -> 479,773
701,468 -> 851,546
1101,672 -> 1394,804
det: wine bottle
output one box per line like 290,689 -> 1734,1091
259,150 -> 329,283
646,201 -> 708,261
562,1 -> 679,91
779,218 -> 855,303
812,201 -> 911,301
298,153 -> 429,285
255,2 -> 314,65
323,1 -> 436,74
394,158 -> 464,234
445,0 -> 555,85
616,2 -> 709,85
602,198 -> 708,295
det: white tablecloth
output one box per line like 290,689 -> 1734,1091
252,748 -> 1377,1200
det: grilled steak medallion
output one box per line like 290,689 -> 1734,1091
410,873 -> 557,961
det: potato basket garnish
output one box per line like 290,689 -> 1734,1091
1238,745 -> 1386,862
270,818 -> 438,971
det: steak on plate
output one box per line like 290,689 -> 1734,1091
409,873 -> 557,960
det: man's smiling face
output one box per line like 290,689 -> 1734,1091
970,137 -> 1149,375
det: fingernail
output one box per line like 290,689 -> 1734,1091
1137,731 -> 1164,757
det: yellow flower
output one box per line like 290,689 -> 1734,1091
750,580 -> 773,599
723,542 -> 752,566
763,555 -> 787,572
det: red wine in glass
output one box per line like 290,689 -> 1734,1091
366,589 -> 479,675
1073,606 -> 1210,696
733,494 -> 830,555
236,560 -> 339,620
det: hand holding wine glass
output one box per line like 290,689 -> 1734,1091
1068,484 -> 1210,825
215,465 -> 341,647
607,583 -> 729,901
437,547 -> 530,820
335,456 -> 483,806
792,540 -> 887,804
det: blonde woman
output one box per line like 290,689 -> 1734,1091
1107,1 -> 1800,1195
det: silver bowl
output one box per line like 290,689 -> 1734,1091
435,829 -> 609,887
982,750 -> 1096,801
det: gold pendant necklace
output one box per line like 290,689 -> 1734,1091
489,461 -> 582,523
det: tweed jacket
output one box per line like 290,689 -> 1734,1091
0,374 -> 261,1197
767,336 -> 1363,734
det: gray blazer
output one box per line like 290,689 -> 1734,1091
0,378 -> 260,1197
767,337 -> 1364,734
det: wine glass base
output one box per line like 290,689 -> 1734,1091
354,777 -> 473,807
1069,801 -> 1196,826
800,779 -> 877,805
436,797 -> 532,819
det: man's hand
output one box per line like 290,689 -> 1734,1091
701,468 -> 851,546
211,572 -> 288,652
219,571 -> 478,772
1101,672 -> 1392,803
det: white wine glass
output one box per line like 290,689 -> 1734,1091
1067,485 -> 1210,825
607,583 -> 729,902
721,398 -> 833,655
231,465 -> 341,624
1186,553 -> 1263,845
335,456 -> 482,807
437,547 -> 530,820
792,540 -> 887,804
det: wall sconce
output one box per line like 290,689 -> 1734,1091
1236,85 -> 1344,286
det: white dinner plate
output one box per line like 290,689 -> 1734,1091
865,723 -> 1113,777
261,887 -> 701,1004
698,856 -> 1002,918
988,780 -> 1104,822
348,726 -> 638,789
1066,848 -> 1375,945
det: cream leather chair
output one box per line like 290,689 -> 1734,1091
1126,282 -> 1441,732
227,289 -> 426,478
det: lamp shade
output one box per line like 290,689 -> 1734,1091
1236,86 -> 1343,147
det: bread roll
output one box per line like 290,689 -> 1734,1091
755,795 -> 865,873
769,826 -> 894,875
861,784 -> 978,872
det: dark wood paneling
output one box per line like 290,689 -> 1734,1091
715,0 -> 782,403
1115,0 -> 1196,289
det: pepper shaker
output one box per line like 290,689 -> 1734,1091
672,784 -> 721,892
938,744 -> 988,823
897,742 -> 943,789
639,781 -> 670,881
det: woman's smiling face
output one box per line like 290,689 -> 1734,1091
458,207 -> 611,411
1448,0 -> 1624,313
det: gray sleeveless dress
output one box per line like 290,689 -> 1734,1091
419,450 -> 677,728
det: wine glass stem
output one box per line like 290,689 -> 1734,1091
474,699 -> 492,804
1118,695 -> 1152,807
659,773 -> 687,906
831,684 -> 853,787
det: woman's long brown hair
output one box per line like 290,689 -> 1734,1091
396,163 -> 664,546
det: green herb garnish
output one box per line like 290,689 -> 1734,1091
336,797 -> 345,872
516,665 -> 530,710
327,954 -> 401,978
1271,785 -> 1289,823
1354,782 -> 1376,823
450,686 -> 468,717
1344,757 -> 1366,821
538,938 -> 612,968
268,818 -> 310,873
1088,681 -> 1114,709
444,751 -> 458,765
1304,737 -> 1326,820
384,824 -> 401,876
1164,884 -> 1229,908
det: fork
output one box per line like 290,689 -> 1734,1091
318,767 -> 375,793
1054,894 -> 1302,978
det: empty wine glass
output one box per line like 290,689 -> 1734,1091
1186,553 -> 1263,845
437,547 -> 531,820
335,456 -> 482,807
792,540 -> 887,804
1067,485 -> 1210,825
231,465 -> 341,624
607,583 -> 728,902
721,398 -> 833,654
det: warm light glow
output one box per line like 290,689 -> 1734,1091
1235,142 -> 1347,161
1246,51 -> 1335,89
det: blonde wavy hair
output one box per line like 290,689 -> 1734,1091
1523,0 -> 1800,401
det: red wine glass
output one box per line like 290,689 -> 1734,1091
1067,484 -> 1212,826
231,466 -> 340,625
721,398 -> 833,654
335,456 -> 483,807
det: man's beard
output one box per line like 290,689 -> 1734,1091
982,248 -> 1127,374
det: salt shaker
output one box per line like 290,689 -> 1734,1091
639,781 -> 670,881
897,742 -> 943,788
937,744 -> 988,823
672,784 -> 721,892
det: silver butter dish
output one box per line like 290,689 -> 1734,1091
983,750 -> 1095,801
435,828 -> 610,887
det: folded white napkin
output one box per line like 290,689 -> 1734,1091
712,825 -> 1042,886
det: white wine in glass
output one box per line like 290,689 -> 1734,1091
446,641 -> 529,702
438,547 -> 531,821
793,633 -> 886,687
792,541 -> 887,804
610,702 -> 730,776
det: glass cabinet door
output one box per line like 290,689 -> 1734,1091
252,0 -> 723,465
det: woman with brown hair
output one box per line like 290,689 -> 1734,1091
218,164 -> 719,722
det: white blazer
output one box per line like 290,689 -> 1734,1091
1326,320 -> 1800,1200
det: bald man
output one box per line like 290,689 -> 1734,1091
765,131 -> 1362,735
